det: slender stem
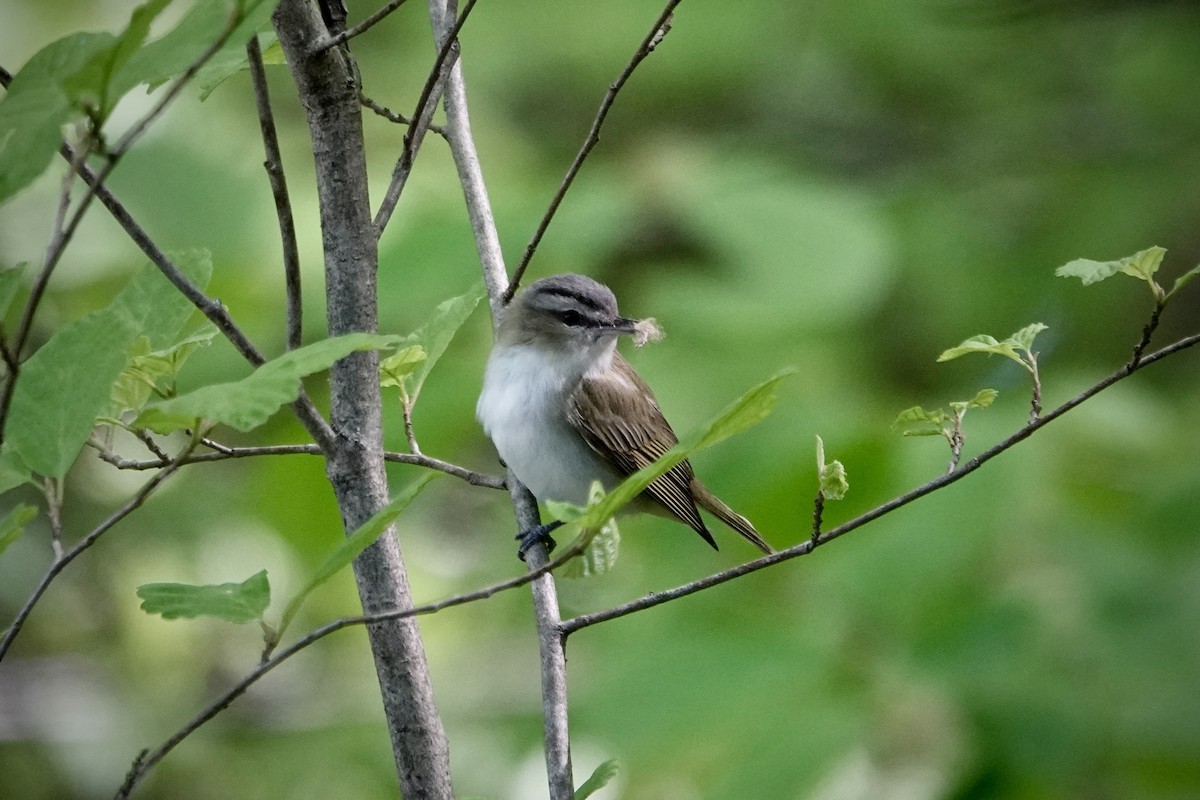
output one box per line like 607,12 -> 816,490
247,35 -> 304,351
361,92 -> 448,136
0,447 -> 193,663
373,0 -> 477,235
1129,301 -> 1164,369
561,330 -> 1200,636
312,0 -> 413,52
505,0 -> 684,303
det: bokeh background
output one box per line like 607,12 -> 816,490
2,0 -> 1199,798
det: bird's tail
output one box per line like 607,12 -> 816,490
691,480 -> 774,554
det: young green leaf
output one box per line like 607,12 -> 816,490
893,405 -> 949,436
816,435 -> 848,500
276,473 -> 439,638
937,334 -> 1020,364
0,504 -> 37,558
6,256 -> 210,477
196,32 -> 284,100
111,324 -> 219,414
562,482 -> 620,579
388,285 -> 484,405
962,387 -> 998,410
135,333 -> 404,434
137,570 -> 271,624
0,447 -> 33,495
380,346 -> 428,390
1055,246 -> 1166,286
1167,264 -> 1200,301
1008,323 -> 1048,354
575,759 -> 619,800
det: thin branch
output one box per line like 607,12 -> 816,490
312,0 -> 413,53
0,444 -> 195,663
247,35 -> 304,352
560,330 -> 1200,636
114,523 -> 590,799
504,0 -> 683,303
89,439 -> 506,488
1129,301 -> 1165,369
373,0 -> 478,235
361,91 -> 447,136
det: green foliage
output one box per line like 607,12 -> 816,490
276,473 -> 439,639
0,503 -> 37,557
380,284 -> 484,407
553,482 -> 621,578
574,759 -> 618,800
938,323 -> 1048,370
134,333 -> 403,434
0,264 -> 25,320
1057,246 -> 1200,304
137,569 -> 270,624
894,389 -> 998,439
3,255 -> 209,478
110,325 -> 219,415
815,435 -> 848,500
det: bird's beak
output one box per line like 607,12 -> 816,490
606,317 -> 639,335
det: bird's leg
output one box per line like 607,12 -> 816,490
516,520 -> 564,561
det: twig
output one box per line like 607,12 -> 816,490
0,443 -> 195,663
504,0 -> 684,303
810,490 -> 824,545
311,0 -> 413,53
90,440 -> 505,488
247,36 -> 304,352
373,0 -> 478,235
560,330 -> 1200,636
1129,301 -> 1164,369
41,478 -> 65,560
114,523 -> 590,799
402,395 -> 422,455
361,92 -> 447,136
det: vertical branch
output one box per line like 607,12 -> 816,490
246,35 -> 304,351
425,0 -> 575,795
273,2 -> 453,798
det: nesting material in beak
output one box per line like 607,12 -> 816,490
631,317 -> 665,348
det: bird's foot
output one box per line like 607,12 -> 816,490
516,521 -> 563,562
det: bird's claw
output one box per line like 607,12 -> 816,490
516,521 -> 563,561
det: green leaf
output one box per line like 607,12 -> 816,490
816,435 -> 848,500
380,346 -> 427,390
576,369 -> 793,531
562,482 -> 620,579
1008,323 -> 1048,354
111,324 -> 219,414
5,256 -> 210,477
0,264 -> 26,320
277,473 -> 439,637
1167,264 -> 1200,300
196,32 -> 283,100
0,32 -> 115,204
0,504 -> 37,557
391,285 -> 484,404
575,759 -> 619,800
893,405 -> 948,430
69,0 -> 173,119
137,569 -> 270,623
0,447 -> 33,495
135,333 -> 403,434
963,387 -> 998,410
1056,246 -> 1166,286
937,334 -> 1021,364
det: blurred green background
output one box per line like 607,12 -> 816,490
2,0 -> 1199,798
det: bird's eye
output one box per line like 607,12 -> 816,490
559,310 -> 583,326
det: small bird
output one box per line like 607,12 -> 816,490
477,273 -> 773,559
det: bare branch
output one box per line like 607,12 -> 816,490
361,91 -> 447,136
373,0 -> 478,235
560,330 -> 1200,636
247,35 -> 304,352
91,439 -> 506,489
505,0 -> 684,303
312,0 -> 413,53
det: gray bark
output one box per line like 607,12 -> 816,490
273,2 -> 454,797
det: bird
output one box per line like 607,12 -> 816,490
477,273 -> 773,560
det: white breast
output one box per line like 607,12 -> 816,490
477,345 -> 622,505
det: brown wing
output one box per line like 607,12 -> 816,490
567,353 -> 717,549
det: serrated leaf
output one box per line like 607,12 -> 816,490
816,435 -> 848,500
1167,264 -> 1200,300
6,256 -> 210,477
137,569 -> 270,623
1056,246 -> 1166,286
937,334 -> 1021,364
0,32 -> 115,204
576,369 -> 793,531
134,333 -> 403,434
563,482 -> 620,579
400,284 -> 484,404
575,759 -> 619,800
964,387 -> 998,409
0,504 -> 37,557
0,264 -> 26,320
276,473 -> 439,637
380,346 -> 427,390
1007,323 -> 1048,354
